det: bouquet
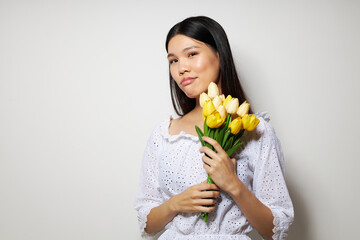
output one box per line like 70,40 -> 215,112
195,82 -> 260,222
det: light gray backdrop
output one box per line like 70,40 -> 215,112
1,0 -> 359,239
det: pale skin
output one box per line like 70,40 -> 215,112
144,34 -> 274,239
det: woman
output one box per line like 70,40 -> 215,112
134,16 -> 294,240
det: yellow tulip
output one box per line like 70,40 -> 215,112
200,92 -> 211,108
225,98 -> 239,114
212,95 -> 222,109
217,105 -> 227,119
229,117 -> 243,134
237,100 -> 250,118
207,111 -> 225,128
203,100 -> 216,117
208,82 -> 219,99
242,114 -> 260,131
223,95 -> 232,107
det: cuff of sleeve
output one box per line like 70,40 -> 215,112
271,207 -> 294,240
138,205 -> 160,239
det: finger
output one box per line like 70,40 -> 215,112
202,154 -> 215,167
194,198 -> 217,206
198,182 -> 220,191
202,136 -> 227,156
199,146 -> 218,160
200,189 -> 220,198
198,205 -> 216,213
203,163 -> 212,175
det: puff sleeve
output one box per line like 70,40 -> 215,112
251,116 -> 294,239
134,124 -> 164,238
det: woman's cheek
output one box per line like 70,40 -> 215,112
194,57 -> 208,72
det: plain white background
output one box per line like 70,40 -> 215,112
1,0 -> 359,239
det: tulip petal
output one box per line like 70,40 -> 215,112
203,100 -> 216,117
208,82 -> 219,99
224,95 -> 232,107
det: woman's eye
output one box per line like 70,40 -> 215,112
188,52 -> 198,57
169,59 -> 178,64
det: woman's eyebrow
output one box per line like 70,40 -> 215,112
167,46 -> 200,58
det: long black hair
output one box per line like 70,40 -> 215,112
166,16 -> 251,116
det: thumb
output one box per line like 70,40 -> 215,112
231,158 -> 237,174
231,158 -> 236,166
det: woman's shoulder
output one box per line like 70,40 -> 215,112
147,115 -> 171,138
249,111 -> 286,171
254,111 -> 271,123
242,111 -> 279,145
148,114 -> 199,143
253,111 -> 274,135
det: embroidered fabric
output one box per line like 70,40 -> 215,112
134,112 -> 294,239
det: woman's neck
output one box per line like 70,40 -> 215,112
182,105 -> 203,126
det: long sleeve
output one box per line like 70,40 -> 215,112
134,124 -> 164,238
133,115 -> 293,239
251,117 -> 294,239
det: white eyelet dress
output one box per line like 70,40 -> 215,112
134,112 -> 294,240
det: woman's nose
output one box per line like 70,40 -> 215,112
178,59 -> 190,74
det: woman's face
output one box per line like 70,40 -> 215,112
167,34 -> 220,99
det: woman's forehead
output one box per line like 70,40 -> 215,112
167,34 -> 208,53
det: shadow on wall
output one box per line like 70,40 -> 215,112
286,173 -> 311,240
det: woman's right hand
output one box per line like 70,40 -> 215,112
170,181 -> 220,214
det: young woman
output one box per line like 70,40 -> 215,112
134,16 -> 294,240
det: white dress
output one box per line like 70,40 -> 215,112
134,112 -> 294,240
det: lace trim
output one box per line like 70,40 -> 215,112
272,211 -> 281,240
160,115 -> 200,143
271,208 -> 292,240
254,111 -> 270,122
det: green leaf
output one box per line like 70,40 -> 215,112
218,125 -> 226,143
195,125 -> 204,137
224,136 -> 233,152
225,114 -> 231,128
235,129 -> 245,139
222,128 -> 231,148
209,127 -> 214,140
229,135 -> 234,147
233,137 -> 241,146
195,125 -> 206,147
204,118 -> 209,136
214,128 -> 220,143
209,129 -> 218,152
226,141 -> 244,156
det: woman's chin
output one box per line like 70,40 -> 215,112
184,92 -> 200,99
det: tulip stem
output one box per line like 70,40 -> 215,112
207,173 -> 214,184
200,174 -> 215,223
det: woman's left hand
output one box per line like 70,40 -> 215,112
200,136 -> 239,194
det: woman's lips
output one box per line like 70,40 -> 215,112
181,77 -> 196,86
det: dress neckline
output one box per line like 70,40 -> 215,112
161,115 -> 200,143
